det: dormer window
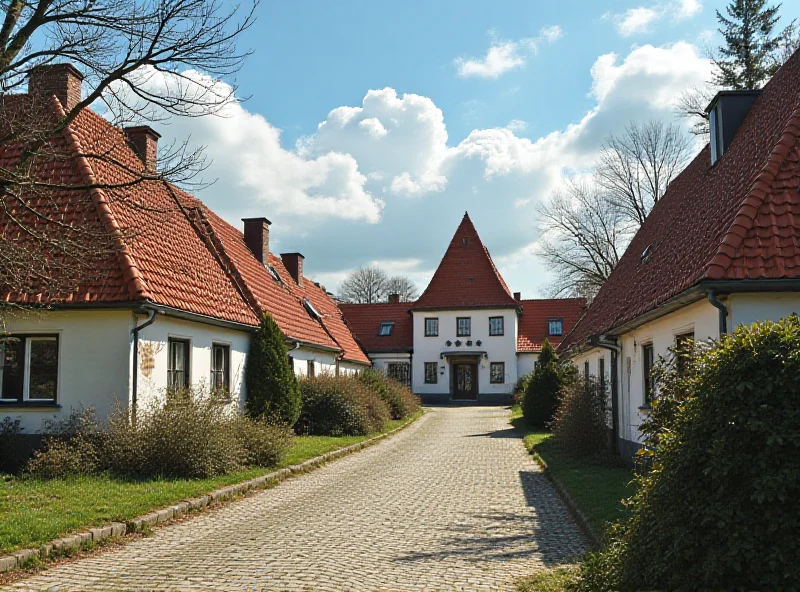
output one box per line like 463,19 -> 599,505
548,318 -> 563,336
304,298 -> 321,320
379,322 -> 394,336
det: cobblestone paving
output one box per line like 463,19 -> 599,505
6,406 -> 586,592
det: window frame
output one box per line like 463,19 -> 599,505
488,316 -> 504,336
378,322 -> 394,337
456,317 -> 471,337
642,342 -> 655,405
0,334 -> 60,404
674,331 -> 695,375
547,318 -> 563,336
599,356 -> 606,393
489,362 -> 505,384
307,359 -> 315,378
167,337 -> 191,391
387,362 -> 411,388
210,342 -> 231,395
424,317 -> 439,337
424,362 -> 438,384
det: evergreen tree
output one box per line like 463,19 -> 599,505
714,0 -> 783,89
245,313 -> 301,426
523,339 -> 565,428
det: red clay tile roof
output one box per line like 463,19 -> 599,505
339,302 -> 414,353
562,48 -> 800,352
412,213 -> 519,310
517,298 -> 586,352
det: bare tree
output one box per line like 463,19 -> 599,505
595,120 -> 693,228
0,0 -> 256,302
676,85 -> 717,136
537,179 -> 632,299
339,266 -> 389,304
385,276 -> 418,302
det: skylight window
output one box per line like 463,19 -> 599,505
379,322 -> 394,336
640,245 -> 652,264
267,265 -> 282,283
303,298 -> 321,320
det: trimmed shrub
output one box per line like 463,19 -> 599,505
523,340 -> 571,428
0,417 -> 27,473
297,375 -> 391,436
246,313 -> 301,426
234,416 -> 294,467
582,317 -> 800,592
513,372 -> 533,404
358,369 -> 420,419
550,374 -> 609,458
26,408 -> 103,479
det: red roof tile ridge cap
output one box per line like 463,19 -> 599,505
178,198 -> 261,325
56,98 -> 150,301
705,105 -> 800,280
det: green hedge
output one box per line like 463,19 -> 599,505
296,375 -> 392,436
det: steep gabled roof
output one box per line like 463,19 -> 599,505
412,213 -> 518,310
562,48 -> 800,352
339,302 -> 414,354
517,298 -> 586,353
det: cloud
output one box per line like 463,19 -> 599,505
613,0 -> 702,36
506,119 -> 528,133
455,26 -> 562,79
128,42 -> 712,297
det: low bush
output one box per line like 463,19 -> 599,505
0,417 -> 27,473
513,372 -> 532,406
26,388 -> 294,480
358,369 -> 420,419
297,375 -> 391,436
523,340 -> 574,428
550,374 -> 609,458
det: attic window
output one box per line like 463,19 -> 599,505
379,322 -> 394,336
640,245 -> 652,264
303,298 -> 321,320
267,265 -> 282,283
462,238 -> 468,247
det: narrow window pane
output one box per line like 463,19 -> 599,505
1,338 -> 24,401
28,338 -> 58,400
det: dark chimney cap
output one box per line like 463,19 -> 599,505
513,292 -> 521,301
388,293 -> 400,304
242,216 -> 272,225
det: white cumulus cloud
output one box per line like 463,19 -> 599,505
455,26 -> 563,79
613,0 -> 702,36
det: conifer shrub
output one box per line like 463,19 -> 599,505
550,374 -> 609,458
296,375 -> 391,436
358,369 -> 420,419
578,317 -> 800,592
523,339 -> 572,428
245,313 -> 301,426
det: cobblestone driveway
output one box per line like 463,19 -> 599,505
7,406 -> 586,592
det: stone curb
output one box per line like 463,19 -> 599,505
0,411 -> 424,574
528,450 -> 603,548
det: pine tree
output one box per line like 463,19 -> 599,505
714,0 -> 783,89
245,313 -> 301,426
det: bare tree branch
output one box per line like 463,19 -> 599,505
339,267 -> 389,304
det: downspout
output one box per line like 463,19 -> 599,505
596,338 -> 621,456
131,309 -> 157,418
287,341 -> 300,374
707,290 -> 728,335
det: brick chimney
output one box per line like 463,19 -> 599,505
124,126 -> 160,172
242,218 -> 271,265
514,292 -> 521,301
28,63 -> 84,111
281,253 -> 304,286
388,293 -> 400,303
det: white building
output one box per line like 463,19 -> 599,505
341,214 -> 585,402
560,51 -> 800,458
0,64 -> 369,442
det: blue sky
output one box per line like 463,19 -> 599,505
152,0 -> 800,298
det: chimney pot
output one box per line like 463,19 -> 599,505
388,293 -> 400,303
281,253 -> 305,286
513,292 -> 521,301
124,126 -> 160,172
28,63 -> 84,111
242,217 -> 271,265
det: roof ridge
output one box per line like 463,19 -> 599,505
705,105 -> 800,279
56,97 -> 150,301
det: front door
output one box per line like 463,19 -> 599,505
453,363 -> 478,400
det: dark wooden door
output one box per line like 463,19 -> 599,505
453,363 -> 478,400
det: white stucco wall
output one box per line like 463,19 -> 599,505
411,309 -> 518,396
516,352 -> 538,379
0,309 -> 132,432
728,292 -> 800,328
368,353 -> 411,375
289,347 -> 337,378
339,361 -> 368,375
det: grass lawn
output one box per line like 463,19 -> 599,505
510,406 -> 634,536
0,414 -> 418,554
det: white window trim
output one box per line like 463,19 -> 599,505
0,335 -> 60,403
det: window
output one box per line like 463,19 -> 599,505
167,338 -> 190,391
675,332 -> 694,375
210,343 -> 230,394
489,316 -> 504,336
288,355 -> 295,375
303,298 -> 321,320
456,317 -> 471,337
0,335 -> 59,403
424,318 -> 439,337
642,343 -> 655,405
490,362 -> 505,384
379,322 -> 394,336
387,362 -> 411,388
548,318 -> 563,336
307,360 -> 315,378
424,362 -> 438,384
599,357 -> 606,393
584,360 -> 590,378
